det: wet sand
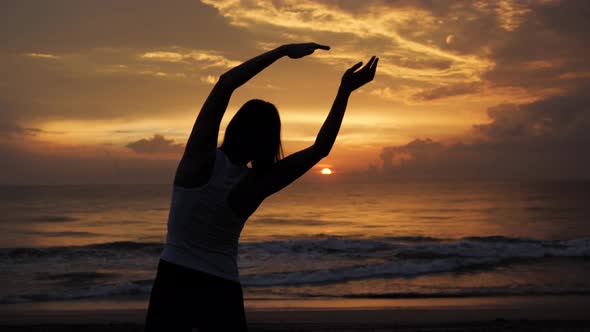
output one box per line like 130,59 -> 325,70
1,295 -> 589,331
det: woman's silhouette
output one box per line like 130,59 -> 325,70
145,43 -> 378,331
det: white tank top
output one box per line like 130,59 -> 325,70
161,148 -> 250,282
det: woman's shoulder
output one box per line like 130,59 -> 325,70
173,148 -> 226,189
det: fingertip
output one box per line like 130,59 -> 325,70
347,62 -> 362,72
314,43 -> 330,50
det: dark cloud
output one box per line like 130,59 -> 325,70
126,134 -> 184,154
0,0 -> 262,124
0,0 -> 253,53
0,142 -> 177,185
367,0 -> 590,180
0,52 -> 208,122
379,1 -> 590,98
474,93 -> 590,143
376,91 -> 590,180
483,1 -> 590,93
0,104 -> 44,136
0,122 -> 42,136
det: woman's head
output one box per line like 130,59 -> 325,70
221,99 -> 283,171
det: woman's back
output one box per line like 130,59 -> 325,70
162,148 -> 249,282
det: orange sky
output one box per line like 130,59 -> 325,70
1,0 -> 589,184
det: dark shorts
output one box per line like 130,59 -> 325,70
145,259 -> 247,332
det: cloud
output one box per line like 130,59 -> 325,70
137,70 -> 187,78
198,0 -> 587,104
2,0 -> 590,185
375,90 -> 590,180
380,138 -> 443,170
140,52 -> 185,62
473,0 -> 532,31
139,49 -> 240,68
126,134 -> 184,154
200,75 -> 218,84
0,140 -> 177,185
0,47 -> 214,122
24,52 -> 61,60
0,122 -> 42,136
0,106 -> 47,137
201,0 -> 493,86
0,0 -> 254,53
559,72 -> 590,80
482,1 -> 590,95
476,92 -> 590,142
413,82 -> 482,101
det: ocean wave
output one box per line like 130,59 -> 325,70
22,230 -> 100,237
238,236 -> 590,286
277,288 -> 590,299
251,218 -> 336,226
36,271 -> 121,283
29,215 -> 79,223
0,280 -> 153,304
2,236 -> 590,263
241,257 -> 503,286
2,235 -> 590,303
346,290 -> 590,298
0,241 -> 163,261
3,279 -> 590,305
242,235 -> 590,258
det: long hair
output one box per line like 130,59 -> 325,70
221,99 -> 283,171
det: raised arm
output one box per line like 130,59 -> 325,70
314,56 -> 378,157
230,56 -> 378,215
175,43 -> 330,187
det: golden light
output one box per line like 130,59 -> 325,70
321,168 -> 333,175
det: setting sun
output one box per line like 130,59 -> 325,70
321,168 -> 333,175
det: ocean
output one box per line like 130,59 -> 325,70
1,181 -> 589,309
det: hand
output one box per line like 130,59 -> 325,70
340,56 -> 378,93
282,43 -> 330,59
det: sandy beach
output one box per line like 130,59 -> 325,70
1,295 -> 589,331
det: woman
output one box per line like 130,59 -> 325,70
145,43 -> 378,331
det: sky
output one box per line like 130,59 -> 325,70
1,0 -> 589,184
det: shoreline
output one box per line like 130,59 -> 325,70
1,295 -> 589,330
